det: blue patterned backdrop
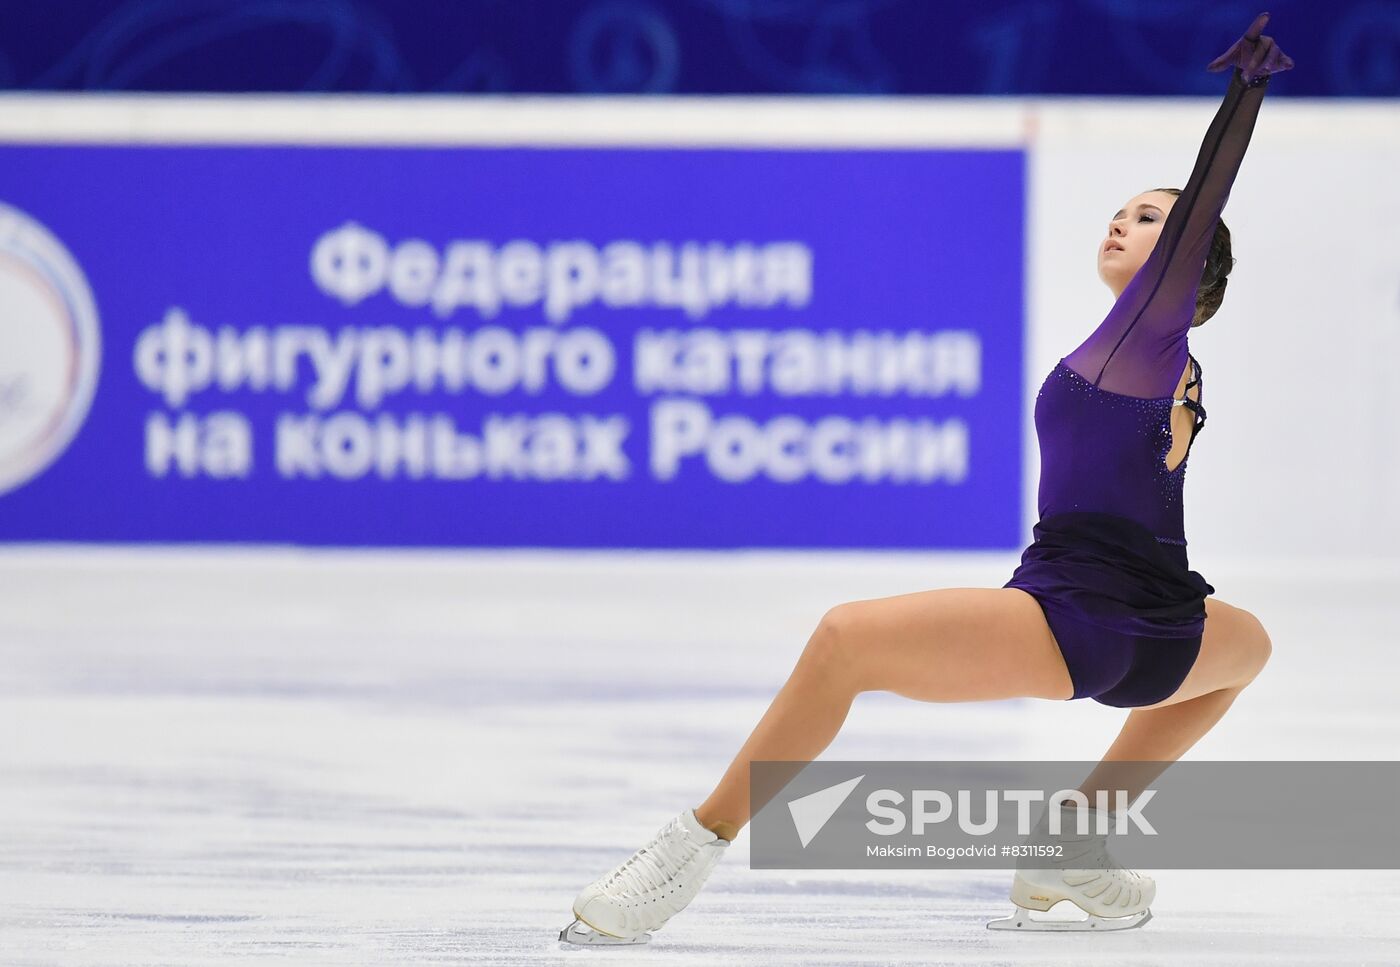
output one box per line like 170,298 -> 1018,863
1,0 -> 1396,96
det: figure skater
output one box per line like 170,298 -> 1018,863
560,11 -> 1294,943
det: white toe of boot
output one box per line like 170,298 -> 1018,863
571,808 -> 730,939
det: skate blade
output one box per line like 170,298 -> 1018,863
559,918 -> 652,946
987,904 -> 1152,932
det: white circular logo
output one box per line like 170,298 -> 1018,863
0,201 -> 102,497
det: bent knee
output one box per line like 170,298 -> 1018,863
803,604 -> 863,678
1240,610 -> 1273,683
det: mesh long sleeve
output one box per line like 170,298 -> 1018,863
1064,67 -> 1271,399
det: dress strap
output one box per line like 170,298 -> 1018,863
1174,354 -> 1207,443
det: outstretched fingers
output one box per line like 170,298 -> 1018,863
1206,41 -> 1240,73
1206,12 -> 1293,82
1248,35 -> 1273,76
1207,13 -> 1270,72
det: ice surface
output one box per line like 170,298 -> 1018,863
1,547 -> 1397,965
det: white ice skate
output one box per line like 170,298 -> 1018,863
559,807 -> 730,946
987,803 -> 1155,932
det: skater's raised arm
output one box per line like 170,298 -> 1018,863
1064,12 -> 1293,399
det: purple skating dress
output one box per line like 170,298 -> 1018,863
1004,66 -> 1274,708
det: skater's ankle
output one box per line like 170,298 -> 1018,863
707,820 -> 740,842
694,811 -> 740,841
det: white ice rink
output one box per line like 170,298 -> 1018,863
2,546 -> 1398,966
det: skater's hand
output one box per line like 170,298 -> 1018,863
1207,12 -> 1294,85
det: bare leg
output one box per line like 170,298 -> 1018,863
1075,686 -> 1245,808
693,622 -> 861,840
695,587 -> 1074,837
1077,596 -> 1273,805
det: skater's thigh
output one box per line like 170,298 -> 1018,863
1132,596 -> 1272,709
822,587 -> 1073,703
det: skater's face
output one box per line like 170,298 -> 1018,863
1098,190 -> 1177,298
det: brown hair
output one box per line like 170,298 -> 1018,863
1152,187 -> 1235,327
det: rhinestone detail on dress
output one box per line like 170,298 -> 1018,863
1042,358 -> 1202,544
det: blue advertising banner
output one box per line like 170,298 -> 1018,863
0,144 -> 1025,548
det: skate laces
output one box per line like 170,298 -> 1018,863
1057,835 -> 1147,891
603,816 -> 698,899
1031,811 -> 1132,877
